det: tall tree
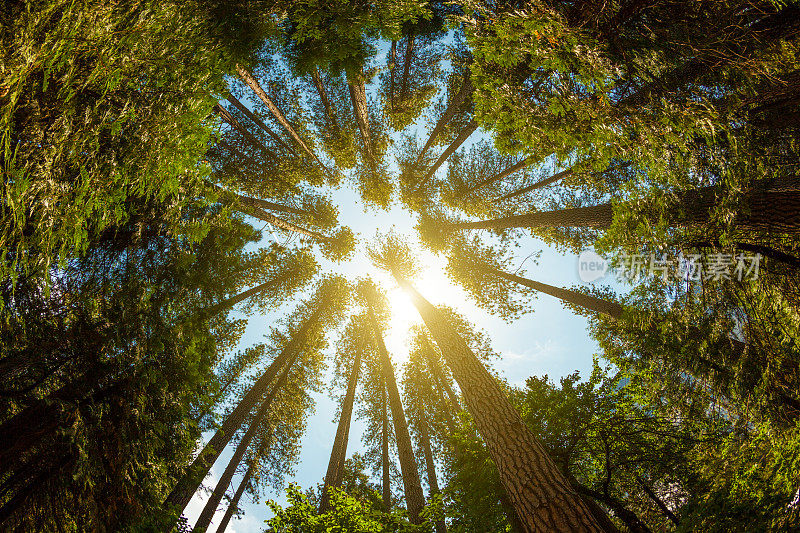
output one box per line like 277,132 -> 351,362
368,234 -> 607,532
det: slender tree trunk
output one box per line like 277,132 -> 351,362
381,378 -> 392,512
310,67 -> 338,130
319,349 -> 363,513
453,203 -> 613,231
236,65 -> 324,168
415,119 -> 479,192
193,354 -> 297,532
163,308 -> 322,515
497,167 -> 574,201
418,401 -> 447,533
237,194 -> 311,217
349,75 -> 377,167
424,341 -> 461,412
216,461 -> 255,533
635,475 -> 680,526
389,41 -> 397,112
400,31 -> 415,101
367,306 -> 426,524
483,267 -> 624,318
242,205 -> 330,243
456,156 -> 533,200
225,92 -> 295,155
415,74 -> 474,168
214,105 -> 278,162
201,279 -> 282,319
393,275 -> 608,533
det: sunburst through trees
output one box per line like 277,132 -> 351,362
3,0 -> 800,531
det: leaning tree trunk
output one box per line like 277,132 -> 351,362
399,31 -> 415,102
163,308 -> 322,515
389,41 -> 397,112
456,156 -> 533,200
349,75 -> 378,168
417,399 -> 447,533
415,73 -> 474,168
497,167 -> 574,201
381,378 -> 392,512
214,105 -> 278,162
310,67 -> 339,130
225,91 -> 295,155
393,275 -> 608,533
415,119 -> 479,192
193,353 -> 297,532
216,461 -> 255,533
459,178 -> 800,233
367,306 -> 426,524
236,65 -> 322,167
319,348 -> 363,513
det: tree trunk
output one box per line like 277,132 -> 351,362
393,276 -> 608,533
236,65 -> 322,167
214,105 -> 278,162
310,67 -> 338,130
415,119 -> 478,192
349,75 -> 377,167
424,339 -> 461,412
400,31 -> 415,101
381,378 -> 392,512
241,205 -> 330,243
497,167 -> 574,201
415,73 -> 474,168
418,401 -> 447,533
216,461 -> 255,533
193,353 -> 297,532
236,193 -> 311,217
389,41 -> 397,112
455,156 -> 533,200
484,267 -> 624,318
499,490 -> 527,533
367,306 -> 426,524
319,349 -> 363,513
225,91 -> 295,155
456,178 -> 800,234
163,307 -> 323,515
635,475 -> 680,526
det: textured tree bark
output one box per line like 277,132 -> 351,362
348,75 -> 377,167
381,378 -> 392,512
394,276 -> 608,532
499,490 -> 527,533
163,307 -> 322,515
194,354 -> 297,532
455,156 -> 533,200
216,461 -> 254,533
225,91 -> 295,155
319,348 -> 362,513
368,306 -> 426,524
415,73 -> 474,168
237,66 -> 320,166
415,119 -> 479,192
497,167 -> 574,201
484,267 -> 624,318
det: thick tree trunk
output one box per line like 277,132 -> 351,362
319,349 -> 363,513
193,354 -> 297,532
415,74 -> 474,167
497,167 -> 575,201
456,156 -> 533,200
225,92 -> 295,155
381,379 -> 392,512
394,276 -> 607,533
368,307 -> 426,524
415,119 -> 479,191
163,308 -> 322,515
216,461 -> 255,533
349,76 -> 377,167
458,178 -> 800,234
485,267 -> 624,318
236,66 -> 324,168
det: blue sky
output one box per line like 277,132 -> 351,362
186,42 -> 620,532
